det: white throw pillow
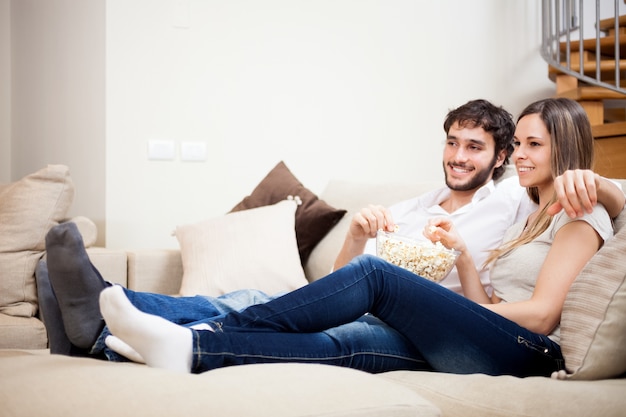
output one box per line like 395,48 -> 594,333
175,200 -> 308,297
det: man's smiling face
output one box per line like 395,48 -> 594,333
442,121 -> 503,192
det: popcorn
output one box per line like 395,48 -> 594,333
376,231 -> 459,282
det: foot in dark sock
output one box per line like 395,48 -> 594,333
45,222 -> 108,349
35,260 -> 89,356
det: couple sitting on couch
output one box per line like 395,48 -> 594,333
39,98 -> 625,376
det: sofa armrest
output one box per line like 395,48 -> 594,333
86,247 -> 128,287
127,249 -> 183,295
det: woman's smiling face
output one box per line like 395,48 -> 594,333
512,113 -> 553,190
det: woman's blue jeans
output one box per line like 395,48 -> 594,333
91,287 -> 427,372
193,255 -> 564,377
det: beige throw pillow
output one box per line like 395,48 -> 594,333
560,209 -> 626,380
0,165 -> 74,317
176,200 -> 308,297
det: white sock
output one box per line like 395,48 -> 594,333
550,370 -> 569,380
99,285 -> 193,373
105,335 -> 145,364
189,323 -> 214,331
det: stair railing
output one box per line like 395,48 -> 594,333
541,0 -> 625,95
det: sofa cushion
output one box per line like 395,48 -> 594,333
381,369 -> 626,417
0,351 -> 440,417
230,161 -> 347,265
126,249 -> 183,295
85,247 -> 129,287
559,207 -> 626,380
70,215 -> 98,247
176,200 -> 308,297
0,165 -> 74,317
0,313 -> 47,349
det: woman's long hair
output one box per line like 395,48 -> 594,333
484,98 -> 595,265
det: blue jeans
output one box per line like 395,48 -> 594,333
92,289 -> 277,360
193,255 -> 564,376
92,287 -> 427,373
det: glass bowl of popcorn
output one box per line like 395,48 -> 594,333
376,230 -> 460,283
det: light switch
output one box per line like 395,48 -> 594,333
147,140 -> 176,161
180,141 -> 207,162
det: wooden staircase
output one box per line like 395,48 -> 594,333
547,14 -> 626,178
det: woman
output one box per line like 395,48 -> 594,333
99,98 -> 614,376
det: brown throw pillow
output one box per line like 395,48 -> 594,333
230,161 -> 346,265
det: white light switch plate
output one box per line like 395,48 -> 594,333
147,140 -> 176,161
181,141 -> 207,162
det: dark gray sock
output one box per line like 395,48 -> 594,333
45,222 -> 107,349
36,260 -> 90,356
36,259 -> 73,355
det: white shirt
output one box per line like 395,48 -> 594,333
364,176 -> 535,294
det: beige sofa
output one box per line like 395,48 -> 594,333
1,165 -> 625,417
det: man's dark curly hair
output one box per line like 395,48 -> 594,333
443,99 -> 515,181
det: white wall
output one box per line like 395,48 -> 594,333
0,0 -> 9,183
104,0 -> 554,250
7,0 -> 556,250
10,0 -> 106,241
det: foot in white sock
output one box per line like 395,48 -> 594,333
105,335 -> 145,364
99,285 -> 193,373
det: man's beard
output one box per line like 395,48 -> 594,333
444,156 -> 498,192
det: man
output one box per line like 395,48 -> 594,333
40,99 -> 625,370
335,99 -> 523,294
